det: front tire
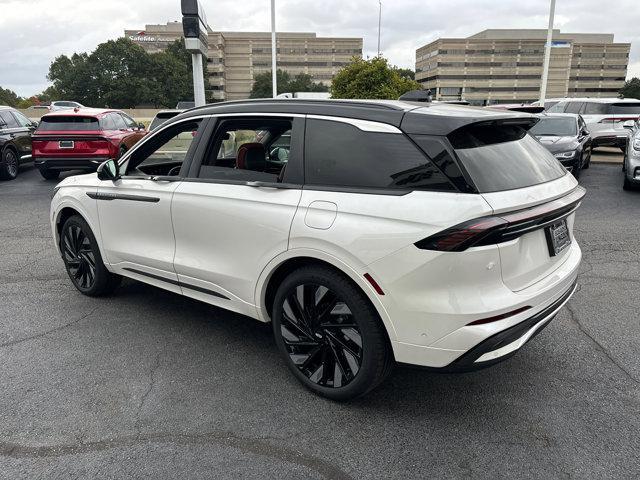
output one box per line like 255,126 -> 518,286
60,215 -> 121,296
39,168 -> 60,180
0,148 -> 19,180
272,265 -> 393,400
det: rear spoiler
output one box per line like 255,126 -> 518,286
401,106 -> 539,136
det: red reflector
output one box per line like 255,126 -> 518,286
363,273 -> 385,295
466,306 -> 532,326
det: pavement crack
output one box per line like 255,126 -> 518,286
0,305 -> 100,349
565,301 -> 640,386
133,347 -> 166,438
0,431 -> 354,480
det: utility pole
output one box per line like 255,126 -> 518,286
377,1 -> 382,56
271,0 -> 277,98
539,0 -> 556,105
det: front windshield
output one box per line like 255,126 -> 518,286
530,117 -> 577,137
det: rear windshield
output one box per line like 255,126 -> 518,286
38,116 -> 99,131
610,103 -> 640,115
530,117 -> 577,137
449,124 -> 566,193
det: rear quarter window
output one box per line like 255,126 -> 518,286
449,123 -> 567,193
37,116 -> 99,131
610,103 -> 640,115
304,119 -> 455,192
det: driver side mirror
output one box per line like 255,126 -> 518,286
97,159 -> 120,181
138,122 -> 146,131
623,120 -> 635,130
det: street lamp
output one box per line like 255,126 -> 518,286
377,1 -> 382,56
271,0 -> 277,98
539,0 -> 556,105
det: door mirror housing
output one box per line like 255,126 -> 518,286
580,128 -> 589,137
97,159 -> 120,181
623,120 -> 635,130
138,122 -> 146,130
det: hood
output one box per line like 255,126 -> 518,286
535,135 -> 578,153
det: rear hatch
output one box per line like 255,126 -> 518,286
32,115 -> 112,158
587,102 -> 640,136
447,120 -> 581,291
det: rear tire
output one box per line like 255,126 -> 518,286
60,215 -> 121,296
39,168 -> 60,180
272,265 -> 393,401
0,148 -> 19,180
623,177 -> 635,191
583,150 -> 591,169
117,145 -> 127,159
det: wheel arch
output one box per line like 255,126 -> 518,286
52,200 -> 107,264
255,249 -> 398,342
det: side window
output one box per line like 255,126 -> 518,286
547,102 -> 566,113
110,113 -> 127,130
197,117 -> 293,183
305,119 -> 455,192
120,113 -> 138,129
583,102 -> 607,115
565,102 -> 584,114
100,114 -> 115,131
0,111 -> 19,128
123,119 -> 202,177
11,111 -> 33,127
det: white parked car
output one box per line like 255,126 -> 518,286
50,99 -> 583,400
547,98 -> 640,150
49,100 -> 84,111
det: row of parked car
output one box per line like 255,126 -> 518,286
0,104 -> 183,180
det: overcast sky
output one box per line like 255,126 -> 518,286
1,0 -> 638,97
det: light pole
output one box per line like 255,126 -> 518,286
271,0 -> 277,98
377,1 -> 382,56
539,0 -> 556,105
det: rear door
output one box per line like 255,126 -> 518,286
170,115 -> 304,312
448,124 -> 579,292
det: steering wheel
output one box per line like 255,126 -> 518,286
167,166 -> 181,176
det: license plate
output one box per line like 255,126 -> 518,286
545,219 -> 571,256
59,140 -> 74,149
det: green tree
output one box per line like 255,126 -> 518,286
0,87 -> 21,107
394,67 -> 415,81
46,38 -> 204,108
250,69 -> 328,98
331,57 -> 421,100
620,77 -> 640,100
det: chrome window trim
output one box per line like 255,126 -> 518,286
306,115 -> 402,134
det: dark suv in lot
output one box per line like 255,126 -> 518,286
0,106 -> 38,180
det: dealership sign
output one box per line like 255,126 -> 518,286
128,31 -> 173,43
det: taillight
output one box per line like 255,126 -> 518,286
599,117 -> 639,123
415,187 -> 586,252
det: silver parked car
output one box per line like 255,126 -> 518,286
622,119 -> 640,190
547,98 -> 640,151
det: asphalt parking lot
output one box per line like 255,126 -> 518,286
1,159 -> 639,479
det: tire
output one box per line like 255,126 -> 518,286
60,215 -> 121,296
0,147 -> 19,181
117,145 -> 127,159
583,150 -> 591,169
272,265 -> 393,401
623,177 -> 634,191
572,155 -> 581,179
39,168 -> 60,180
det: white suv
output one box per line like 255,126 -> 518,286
548,98 -> 640,150
50,99 -> 583,400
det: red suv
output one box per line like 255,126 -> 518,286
32,108 -> 147,179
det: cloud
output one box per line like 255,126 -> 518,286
0,0 -> 637,97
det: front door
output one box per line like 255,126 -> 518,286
171,115 -> 304,313
96,117 -> 205,291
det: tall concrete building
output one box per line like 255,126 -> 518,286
415,29 -> 630,105
125,22 -> 362,101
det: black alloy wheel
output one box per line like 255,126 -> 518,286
272,266 -> 393,400
0,148 -> 18,180
60,215 -> 121,296
62,223 -> 97,290
280,283 -> 363,388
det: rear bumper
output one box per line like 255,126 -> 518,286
34,157 -> 109,171
592,134 -> 629,148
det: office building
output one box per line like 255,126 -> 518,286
125,22 -> 362,101
415,29 -> 630,104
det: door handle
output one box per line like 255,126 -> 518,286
151,175 -> 181,182
246,181 -> 286,189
